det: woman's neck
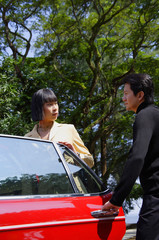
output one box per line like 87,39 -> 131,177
37,121 -> 54,140
38,121 -> 54,131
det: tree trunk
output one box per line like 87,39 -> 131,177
101,135 -> 107,176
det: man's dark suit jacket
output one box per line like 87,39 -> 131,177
110,102 -> 159,206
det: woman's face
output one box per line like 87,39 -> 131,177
42,101 -> 59,122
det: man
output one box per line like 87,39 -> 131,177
102,73 -> 159,239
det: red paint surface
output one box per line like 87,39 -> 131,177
0,192 -> 126,239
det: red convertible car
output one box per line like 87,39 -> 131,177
0,135 -> 126,239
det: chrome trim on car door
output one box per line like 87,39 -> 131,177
0,216 -> 125,231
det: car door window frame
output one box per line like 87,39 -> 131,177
0,135 -> 107,199
55,143 -> 107,195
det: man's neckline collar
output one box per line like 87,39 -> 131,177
136,102 -> 151,114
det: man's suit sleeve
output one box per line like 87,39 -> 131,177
110,110 -> 153,206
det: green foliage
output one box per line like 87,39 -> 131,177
1,0 -> 159,212
123,183 -> 143,214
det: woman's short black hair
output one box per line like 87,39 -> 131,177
122,73 -> 154,104
31,88 -> 57,121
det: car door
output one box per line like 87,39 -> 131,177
0,135 -> 126,240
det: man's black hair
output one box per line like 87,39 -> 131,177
122,73 -> 154,104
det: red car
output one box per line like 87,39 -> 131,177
0,135 -> 126,239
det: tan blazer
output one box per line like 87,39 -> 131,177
25,121 -> 94,168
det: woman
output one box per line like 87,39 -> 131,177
25,88 -> 94,168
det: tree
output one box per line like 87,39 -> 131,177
33,0 -> 159,177
0,0 -> 159,211
0,0 -> 45,83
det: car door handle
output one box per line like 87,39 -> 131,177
91,209 -> 119,218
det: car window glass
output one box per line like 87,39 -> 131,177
0,137 -> 74,196
59,146 -> 103,194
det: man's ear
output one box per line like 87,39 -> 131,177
138,91 -> 145,102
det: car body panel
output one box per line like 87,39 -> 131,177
0,135 -> 126,239
0,194 -> 125,240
